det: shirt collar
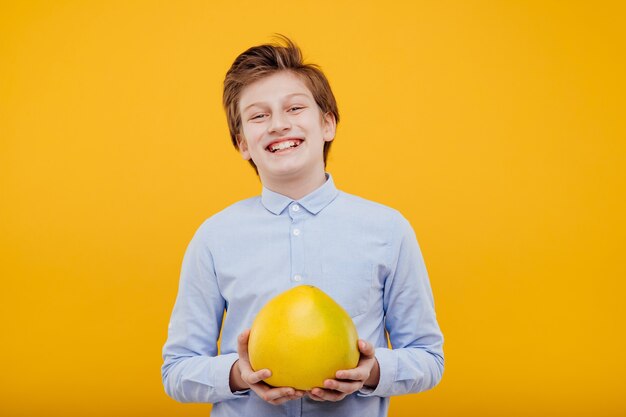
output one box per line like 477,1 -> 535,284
261,173 -> 339,215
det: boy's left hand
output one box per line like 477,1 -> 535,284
306,339 -> 380,402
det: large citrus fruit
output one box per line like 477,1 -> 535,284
248,285 -> 360,390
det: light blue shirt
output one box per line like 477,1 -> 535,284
162,174 -> 444,417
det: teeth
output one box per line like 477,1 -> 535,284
269,140 -> 299,152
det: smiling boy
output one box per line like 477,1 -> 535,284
235,70 -> 334,200
162,37 -> 444,417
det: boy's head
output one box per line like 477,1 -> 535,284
223,36 -> 339,172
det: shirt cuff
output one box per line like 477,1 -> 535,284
357,347 -> 396,397
213,352 -> 250,400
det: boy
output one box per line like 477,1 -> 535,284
162,37 -> 444,417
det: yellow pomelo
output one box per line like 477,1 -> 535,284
248,285 -> 360,390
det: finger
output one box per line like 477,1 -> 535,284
269,396 -> 295,406
335,367 -> 368,381
275,391 -> 305,404
323,378 -> 362,394
335,360 -> 372,381
259,386 -> 296,403
237,329 -> 251,361
306,391 -> 326,402
244,368 -> 271,385
357,339 -> 375,357
310,387 -> 346,402
237,357 -> 254,375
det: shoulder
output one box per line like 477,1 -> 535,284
328,191 -> 417,243
192,195 -> 262,238
335,191 -> 409,226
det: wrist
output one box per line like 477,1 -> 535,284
229,360 -> 249,392
364,358 -> 380,389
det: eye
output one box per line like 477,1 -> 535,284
288,106 -> 304,112
250,113 -> 267,121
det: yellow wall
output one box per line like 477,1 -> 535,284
1,1 -> 624,416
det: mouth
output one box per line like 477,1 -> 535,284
266,138 -> 304,153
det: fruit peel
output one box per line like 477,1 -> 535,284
248,285 -> 360,390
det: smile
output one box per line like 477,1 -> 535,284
266,139 -> 303,153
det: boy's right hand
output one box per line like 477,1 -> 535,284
231,329 -> 305,405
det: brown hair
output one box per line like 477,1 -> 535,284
223,35 -> 339,171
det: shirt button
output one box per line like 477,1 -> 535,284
293,228 -> 300,236
292,204 -> 300,212
293,274 -> 302,282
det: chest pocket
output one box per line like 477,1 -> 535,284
319,262 -> 373,318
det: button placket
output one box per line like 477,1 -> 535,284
289,202 -> 305,284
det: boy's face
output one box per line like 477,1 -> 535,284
237,71 -> 336,186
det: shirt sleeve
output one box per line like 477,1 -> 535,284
359,214 -> 444,397
161,223 -> 248,403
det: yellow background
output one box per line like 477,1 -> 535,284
1,1 -> 625,416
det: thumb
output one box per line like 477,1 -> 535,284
237,329 -> 252,362
358,339 -> 375,357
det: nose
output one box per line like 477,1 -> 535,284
268,112 -> 291,134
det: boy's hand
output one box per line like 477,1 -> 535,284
231,329 -> 305,405
306,339 -> 379,402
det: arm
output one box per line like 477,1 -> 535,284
305,215 -> 443,401
363,215 -> 444,397
161,225 -> 243,403
161,224 -> 307,405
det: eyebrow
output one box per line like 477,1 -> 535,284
241,93 -> 311,113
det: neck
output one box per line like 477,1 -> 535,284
261,170 -> 327,200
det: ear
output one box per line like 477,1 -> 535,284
236,134 -> 251,160
322,112 -> 337,142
